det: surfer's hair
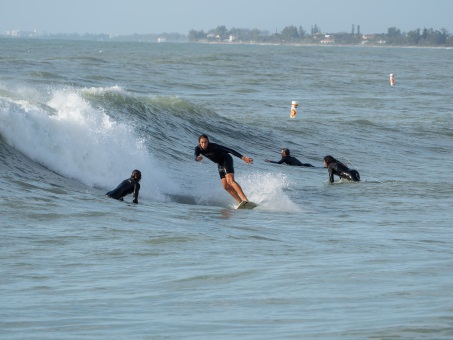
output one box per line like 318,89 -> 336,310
198,134 -> 209,142
282,148 -> 290,156
323,155 -> 338,166
131,169 -> 142,180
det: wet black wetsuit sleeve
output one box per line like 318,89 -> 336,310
132,181 -> 140,204
194,143 -> 243,164
328,165 -> 336,182
194,146 -> 202,161
268,158 -> 285,164
268,156 -> 295,165
270,156 -> 313,167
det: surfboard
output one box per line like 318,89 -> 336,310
236,201 -> 258,210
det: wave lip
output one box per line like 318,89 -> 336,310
0,87 -> 171,201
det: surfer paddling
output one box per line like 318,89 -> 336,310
194,134 -> 253,205
265,148 -> 314,167
323,155 -> 360,183
106,169 -> 141,204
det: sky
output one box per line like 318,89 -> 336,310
1,0 -> 452,36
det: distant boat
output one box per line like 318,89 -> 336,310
157,37 -> 166,43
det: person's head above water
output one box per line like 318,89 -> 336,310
198,134 -> 209,149
281,148 -> 290,156
131,169 -> 141,181
323,155 -> 338,167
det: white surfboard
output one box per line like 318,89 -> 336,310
236,201 -> 258,210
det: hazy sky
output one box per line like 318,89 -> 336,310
1,0 -> 452,35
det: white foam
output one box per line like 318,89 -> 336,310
240,171 -> 301,212
0,88 -> 174,200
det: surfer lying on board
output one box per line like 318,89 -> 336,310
105,169 -> 141,204
265,148 -> 314,167
323,155 -> 360,183
194,134 -> 253,205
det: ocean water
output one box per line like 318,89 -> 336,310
1,39 -> 452,339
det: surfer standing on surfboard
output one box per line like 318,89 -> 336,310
194,134 -> 253,205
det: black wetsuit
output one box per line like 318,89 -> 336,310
194,142 -> 243,179
269,155 -> 314,167
327,162 -> 360,183
106,177 -> 140,203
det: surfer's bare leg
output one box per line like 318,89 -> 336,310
223,174 -> 248,203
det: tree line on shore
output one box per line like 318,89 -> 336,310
4,25 -> 453,47
189,25 -> 453,47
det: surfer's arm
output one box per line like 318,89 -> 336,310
132,182 -> 140,204
219,145 -> 242,159
327,165 -> 335,183
194,146 -> 203,161
219,145 -> 253,164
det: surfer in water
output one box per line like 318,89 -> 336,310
265,148 -> 314,167
194,134 -> 253,205
106,169 -> 141,204
323,155 -> 360,183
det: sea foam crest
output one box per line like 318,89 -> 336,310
239,171 -> 301,212
0,87 -> 173,200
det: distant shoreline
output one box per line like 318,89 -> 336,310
193,40 -> 453,49
2,36 -> 452,50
